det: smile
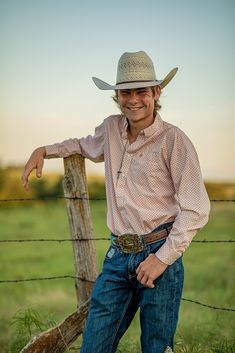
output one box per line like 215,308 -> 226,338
127,107 -> 142,111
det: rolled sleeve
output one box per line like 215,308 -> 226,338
45,121 -> 105,162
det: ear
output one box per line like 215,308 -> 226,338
153,85 -> 161,100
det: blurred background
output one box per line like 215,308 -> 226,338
0,1 -> 234,352
1,0 -> 235,181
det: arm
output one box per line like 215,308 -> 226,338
156,128 -> 211,265
45,122 -> 105,162
22,121 -> 105,189
136,128 -> 210,288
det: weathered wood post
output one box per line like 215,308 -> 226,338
63,154 -> 99,304
20,154 -> 99,353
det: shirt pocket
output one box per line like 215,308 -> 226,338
131,151 -> 161,179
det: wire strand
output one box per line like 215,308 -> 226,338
0,275 -> 233,312
0,275 -> 94,283
181,298 -> 235,312
0,196 -> 234,202
0,237 -> 234,243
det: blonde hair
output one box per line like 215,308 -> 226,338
112,87 -> 161,117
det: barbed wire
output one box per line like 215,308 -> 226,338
0,275 -> 94,284
0,275 -> 234,312
0,196 -> 235,202
0,196 -> 106,202
0,237 -> 110,243
0,196 -> 234,316
0,237 -> 234,243
180,298 -> 235,312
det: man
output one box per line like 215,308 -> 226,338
22,51 -> 210,353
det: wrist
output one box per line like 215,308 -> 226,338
36,146 -> 46,158
155,253 -> 168,267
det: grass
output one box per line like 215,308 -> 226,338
0,200 -> 234,352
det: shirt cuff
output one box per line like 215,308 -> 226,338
155,243 -> 181,266
45,144 -> 61,159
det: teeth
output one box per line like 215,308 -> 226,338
128,107 -> 141,110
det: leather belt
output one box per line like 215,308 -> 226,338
112,224 -> 173,254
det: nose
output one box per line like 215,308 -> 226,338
128,92 -> 138,105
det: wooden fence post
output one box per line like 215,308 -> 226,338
63,154 -> 98,304
20,154 -> 99,353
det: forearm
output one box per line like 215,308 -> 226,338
155,206 -> 210,265
44,138 -> 82,159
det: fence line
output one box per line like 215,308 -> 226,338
0,237 -> 234,243
0,196 -> 235,202
0,194 -> 234,321
0,275 -> 234,312
0,275 -> 94,283
0,196 -> 105,202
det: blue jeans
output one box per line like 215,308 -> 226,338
80,225 -> 184,353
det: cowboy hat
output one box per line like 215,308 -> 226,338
92,51 -> 178,90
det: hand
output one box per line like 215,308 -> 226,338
136,254 -> 168,288
21,147 -> 46,190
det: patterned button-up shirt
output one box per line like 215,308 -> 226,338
45,113 -> 210,265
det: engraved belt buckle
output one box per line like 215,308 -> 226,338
118,233 -> 144,253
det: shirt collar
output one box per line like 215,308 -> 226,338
121,113 -> 164,139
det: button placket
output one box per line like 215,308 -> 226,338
116,152 -> 132,209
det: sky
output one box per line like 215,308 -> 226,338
1,0 -> 235,182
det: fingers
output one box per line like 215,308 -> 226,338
22,163 -> 35,190
137,272 -> 154,288
36,158 -> 44,178
21,173 -> 29,190
136,254 -> 167,288
136,270 -> 155,288
21,147 -> 45,189
136,260 -> 155,288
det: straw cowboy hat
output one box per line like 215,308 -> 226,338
92,51 -> 178,90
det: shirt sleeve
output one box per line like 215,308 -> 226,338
45,121 -> 105,163
155,127 -> 211,265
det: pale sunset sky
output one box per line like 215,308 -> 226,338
1,0 -> 234,181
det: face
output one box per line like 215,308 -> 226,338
117,86 -> 160,126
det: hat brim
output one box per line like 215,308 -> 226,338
92,67 -> 178,90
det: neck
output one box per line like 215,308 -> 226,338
127,115 -> 155,143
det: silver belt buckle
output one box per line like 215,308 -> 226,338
118,233 -> 144,253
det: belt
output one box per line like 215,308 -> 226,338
112,223 -> 173,254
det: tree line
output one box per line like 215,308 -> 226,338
0,164 -> 234,202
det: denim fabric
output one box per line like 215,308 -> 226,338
80,226 -> 184,353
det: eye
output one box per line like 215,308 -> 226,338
119,90 -> 130,96
137,89 -> 148,94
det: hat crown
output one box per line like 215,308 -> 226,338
116,51 -> 156,84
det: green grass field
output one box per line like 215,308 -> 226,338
0,200 -> 234,352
